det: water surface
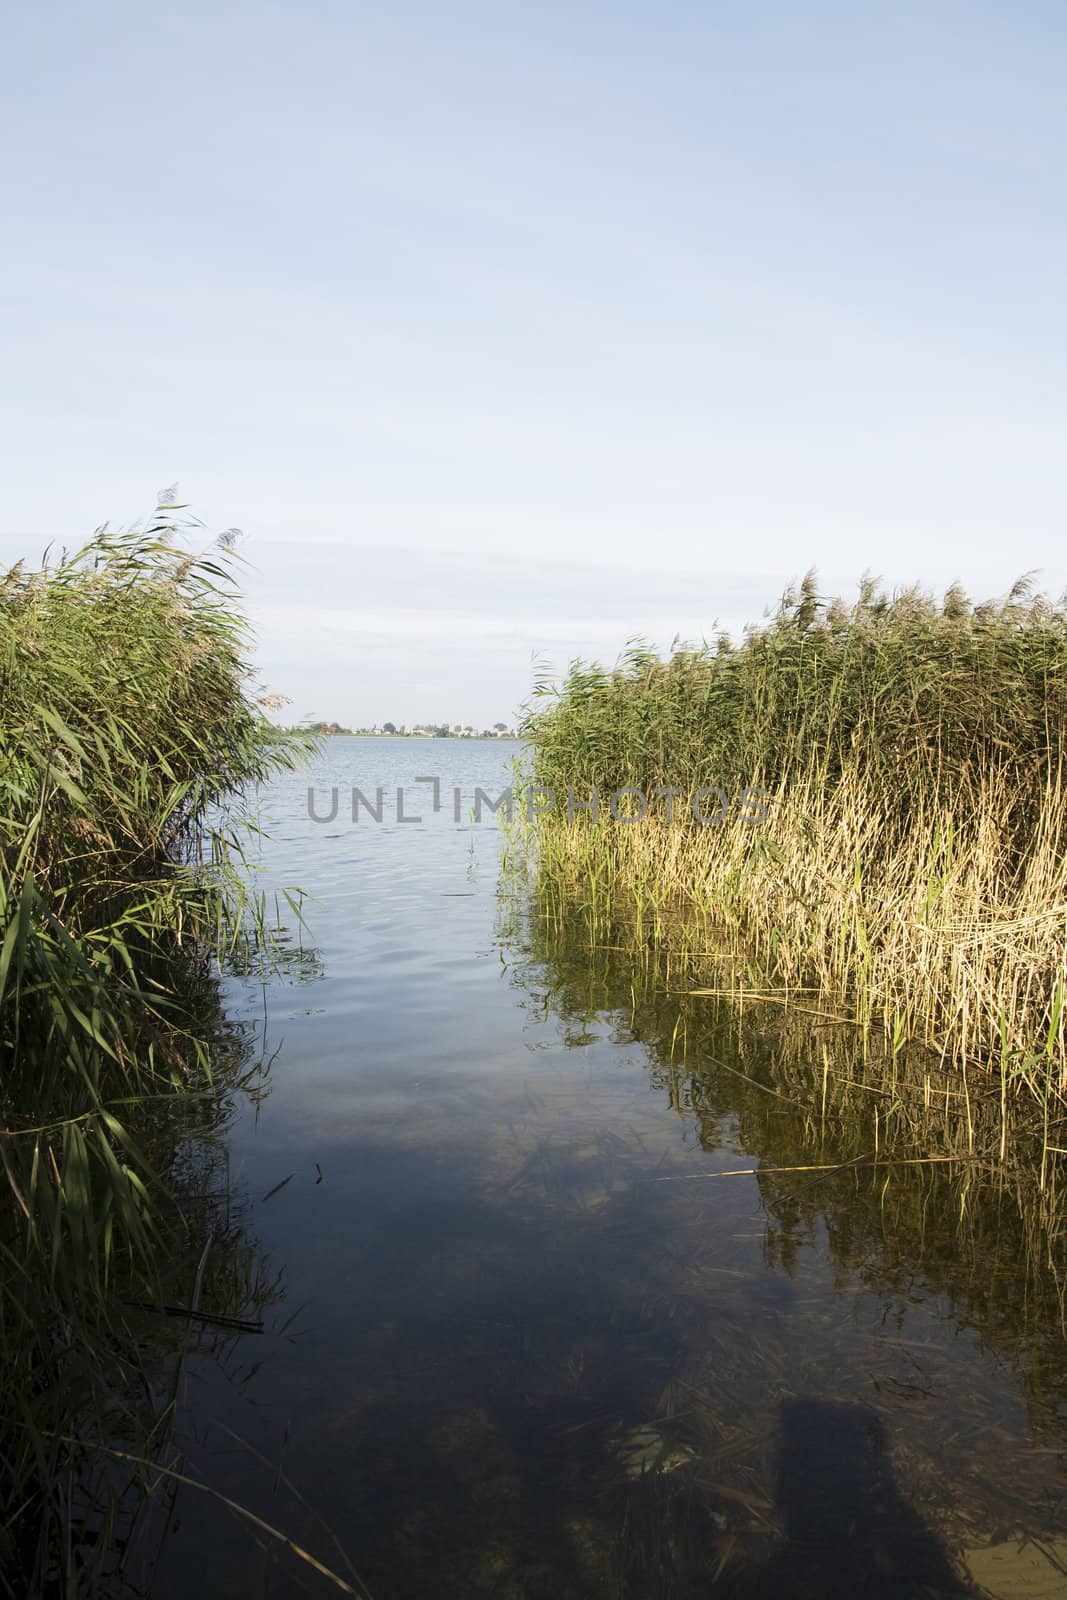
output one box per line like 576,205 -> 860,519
139,738 -> 1067,1599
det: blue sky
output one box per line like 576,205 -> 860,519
3,2 -> 1065,725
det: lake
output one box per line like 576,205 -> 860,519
139,737 -> 1067,1600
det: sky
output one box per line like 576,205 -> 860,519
2,2 -> 1065,726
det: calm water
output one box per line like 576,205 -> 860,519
138,738 -> 1067,1600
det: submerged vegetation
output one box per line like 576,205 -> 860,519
519,572 -> 1067,1166
0,506 -> 311,1593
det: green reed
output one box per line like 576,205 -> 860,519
0,503 -> 313,1592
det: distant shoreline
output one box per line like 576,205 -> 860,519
278,729 -> 522,741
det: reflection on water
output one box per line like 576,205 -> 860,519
137,739 -> 1067,1599
1,949 -> 293,1597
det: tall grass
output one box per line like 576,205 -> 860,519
0,504 -> 310,1592
519,573 -> 1067,1144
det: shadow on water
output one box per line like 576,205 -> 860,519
747,1398 -> 973,1598
596,1397 -> 976,1599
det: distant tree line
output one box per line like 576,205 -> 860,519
279,719 -> 516,739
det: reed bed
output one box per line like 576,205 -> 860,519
518,574 -> 1067,1149
0,504 -> 311,1592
